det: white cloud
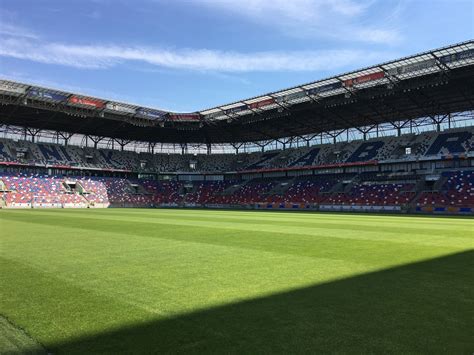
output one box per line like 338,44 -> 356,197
193,0 -> 370,20
184,0 -> 401,44
0,18 -> 394,73
0,36 -> 396,72
0,38 -> 118,69
0,22 -> 39,39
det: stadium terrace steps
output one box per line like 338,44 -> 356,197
433,175 -> 448,190
262,178 -> 295,196
221,182 -> 246,196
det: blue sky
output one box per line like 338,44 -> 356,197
0,0 -> 473,112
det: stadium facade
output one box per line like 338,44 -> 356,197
0,41 -> 473,214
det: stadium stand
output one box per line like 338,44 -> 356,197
0,174 -> 88,208
416,171 -> 474,209
1,127 -> 473,173
1,127 -> 472,213
0,42 -> 473,214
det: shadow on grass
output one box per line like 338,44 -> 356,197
47,250 -> 474,354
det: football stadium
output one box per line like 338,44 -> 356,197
1,3 -> 473,353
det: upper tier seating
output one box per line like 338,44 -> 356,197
1,127 -> 472,173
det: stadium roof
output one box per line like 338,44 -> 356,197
0,40 -> 473,144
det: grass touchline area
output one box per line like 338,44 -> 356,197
1,209 -> 473,354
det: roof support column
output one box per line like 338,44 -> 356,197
231,143 -> 243,155
431,114 -> 448,132
58,132 -> 74,146
180,143 -> 187,155
355,125 -> 376,141
302,134 -> 317,148
254,140 -> 273,153
389,119 -> 411,137
148,142 -> 156,154
115,139 -> 131,151
275,137 -> 291,150
88,136 -> 104,150
26,128 -> 41,143
327,129 -> 345,145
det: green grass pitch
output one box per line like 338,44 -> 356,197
1,208 -> 473,354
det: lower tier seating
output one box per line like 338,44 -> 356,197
1,170 -> 472,211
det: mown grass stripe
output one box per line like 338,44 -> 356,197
1,209 -> 472,353
2,210 -> 471,248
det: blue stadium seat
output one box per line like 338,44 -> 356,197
425,131 -> 472,155
347,141 -> 384,162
